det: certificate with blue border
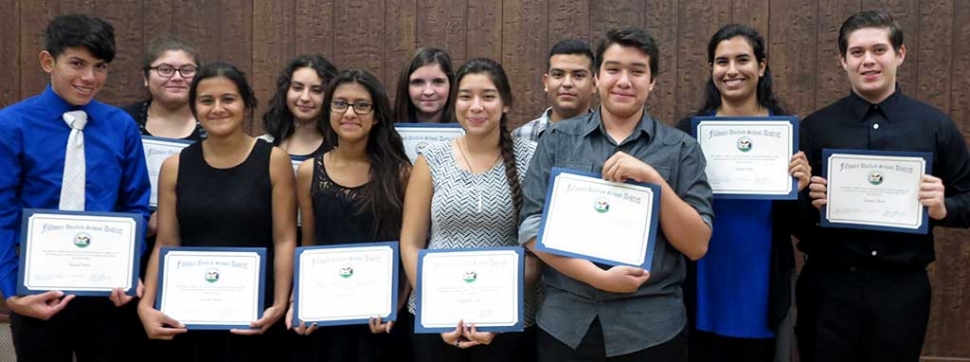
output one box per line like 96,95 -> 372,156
691,116 -> 799,200
293,242 -> 399,327
156,247 -> 266,330
821,149 -> 932,234
414,247 -> 524,334
535,168 -> 661,270
394,123 -> 464,164
142,136 -> 194,208
17,209 -> 142,296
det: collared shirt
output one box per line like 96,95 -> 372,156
0,86 -> 152,299
519,109 -> 714,356
798,89 -> 970,269
512,107 -> 552,142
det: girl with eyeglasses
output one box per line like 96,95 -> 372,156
286,69 -> 411,362
258,55 -> 338,158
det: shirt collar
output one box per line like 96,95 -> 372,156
583,106 -> 655,142
847,84 -> 903,123
41,84 -> 93,120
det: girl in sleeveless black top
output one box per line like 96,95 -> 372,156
138,62 -> 297,362
287,70 -> 411,362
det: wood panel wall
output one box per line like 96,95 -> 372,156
0,0 -> 967,359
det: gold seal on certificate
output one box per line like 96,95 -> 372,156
692,116 -> 798,199
157,247 -> 266,330
18,210 -> 140,296
535,168 -> 661,269
822,149 -> 931,234
142,136 -> 193,208
415,248 -> 524,333
394,124 -> 464,164
293,242 -> 399,326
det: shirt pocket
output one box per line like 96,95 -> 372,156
558,160 -> 595,173
653,166 -> 672,184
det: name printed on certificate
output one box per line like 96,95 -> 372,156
294,242 -> 399,326
395,124 -> 464,164
823,149 -> 931,234
415,248 -> 523,333
18,210 -> 140,296
157,248 -> 266,330
536,168 -> 660,269
142,136 -> 193,208
693,117 -> 798,199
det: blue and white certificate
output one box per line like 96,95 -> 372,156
415,247 -> 523,333
692,116 -> 798,199
17,209 -> 141,296
293,242 -> 399,327
536,168 -> 661,270
395,123 -> 464,164
822,149 -> 932,234
156,247 -> 266,330
142,136 -> 194,208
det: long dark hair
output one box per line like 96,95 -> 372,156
691,24 -> 788,117
262,55 -> 338,144
453,58 -> 523,222
321,69 -> 410,239
393,47 -> 455,124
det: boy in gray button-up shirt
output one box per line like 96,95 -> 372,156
519,26 -> 714,360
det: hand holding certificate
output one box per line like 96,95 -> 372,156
17,209 -> 141,296
156,247 -> 266,330
293,242 -> 399,327
395,123 -> 464,164
415,248 -> 524,334
142,136 -> 194,208
692,116 -> 798,199
822,149 -> 932,234
535,168 -> 661,269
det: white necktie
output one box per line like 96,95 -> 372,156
59,110 -> 87,211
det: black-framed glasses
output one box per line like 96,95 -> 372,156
330,100 -> 374,115
148,64 -> 198,78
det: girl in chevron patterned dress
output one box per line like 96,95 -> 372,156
400,57 -> 539,362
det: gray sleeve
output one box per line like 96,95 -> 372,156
675,139 -> 715,228
518,131 -> 555,245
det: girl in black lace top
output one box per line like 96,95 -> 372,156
286,69 -> 411,361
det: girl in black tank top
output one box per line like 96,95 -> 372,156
137,62 -> 297,362
288,70 -> 411,362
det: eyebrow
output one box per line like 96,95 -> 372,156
603,60 -> 647,67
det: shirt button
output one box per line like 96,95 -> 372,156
871,250 -> 878,256
873,123 -> 880,130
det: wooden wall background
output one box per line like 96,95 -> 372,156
0,0 -> 967,360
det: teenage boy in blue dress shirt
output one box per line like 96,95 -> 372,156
0,14 -> 151,362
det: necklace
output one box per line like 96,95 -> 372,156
457,138 -> 501,213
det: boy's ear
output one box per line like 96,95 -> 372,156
39,51 -> 55,74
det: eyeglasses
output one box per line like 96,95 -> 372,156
330,101 -> 374,115
148,64 -> 198,78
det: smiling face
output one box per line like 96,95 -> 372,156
454,73 -> 508,138
145,50 -> 197,107
595,44 -> 655,120
41,46 -> 108,106
712,36 -> 765,105
329,82 -> 375,144
286,67 -> 325,123
408,63 -> 451,119
194,76 -> 246,137
840,27 -> 905,104
544,54 -> 595,120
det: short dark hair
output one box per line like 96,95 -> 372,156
141,34 -> 201,78
594,26 -> 659,80
45,14 -> 116,62
188,62 -> 258,117
838,10 -> 904,57
547,39 -> 594,71
393,47 -> 455,123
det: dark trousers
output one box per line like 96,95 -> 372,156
161,319 -> 287,362
537,318 -> 687,362
10,297 -> 138,362
687,329 -> 774,362
795,263 -> 930,362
